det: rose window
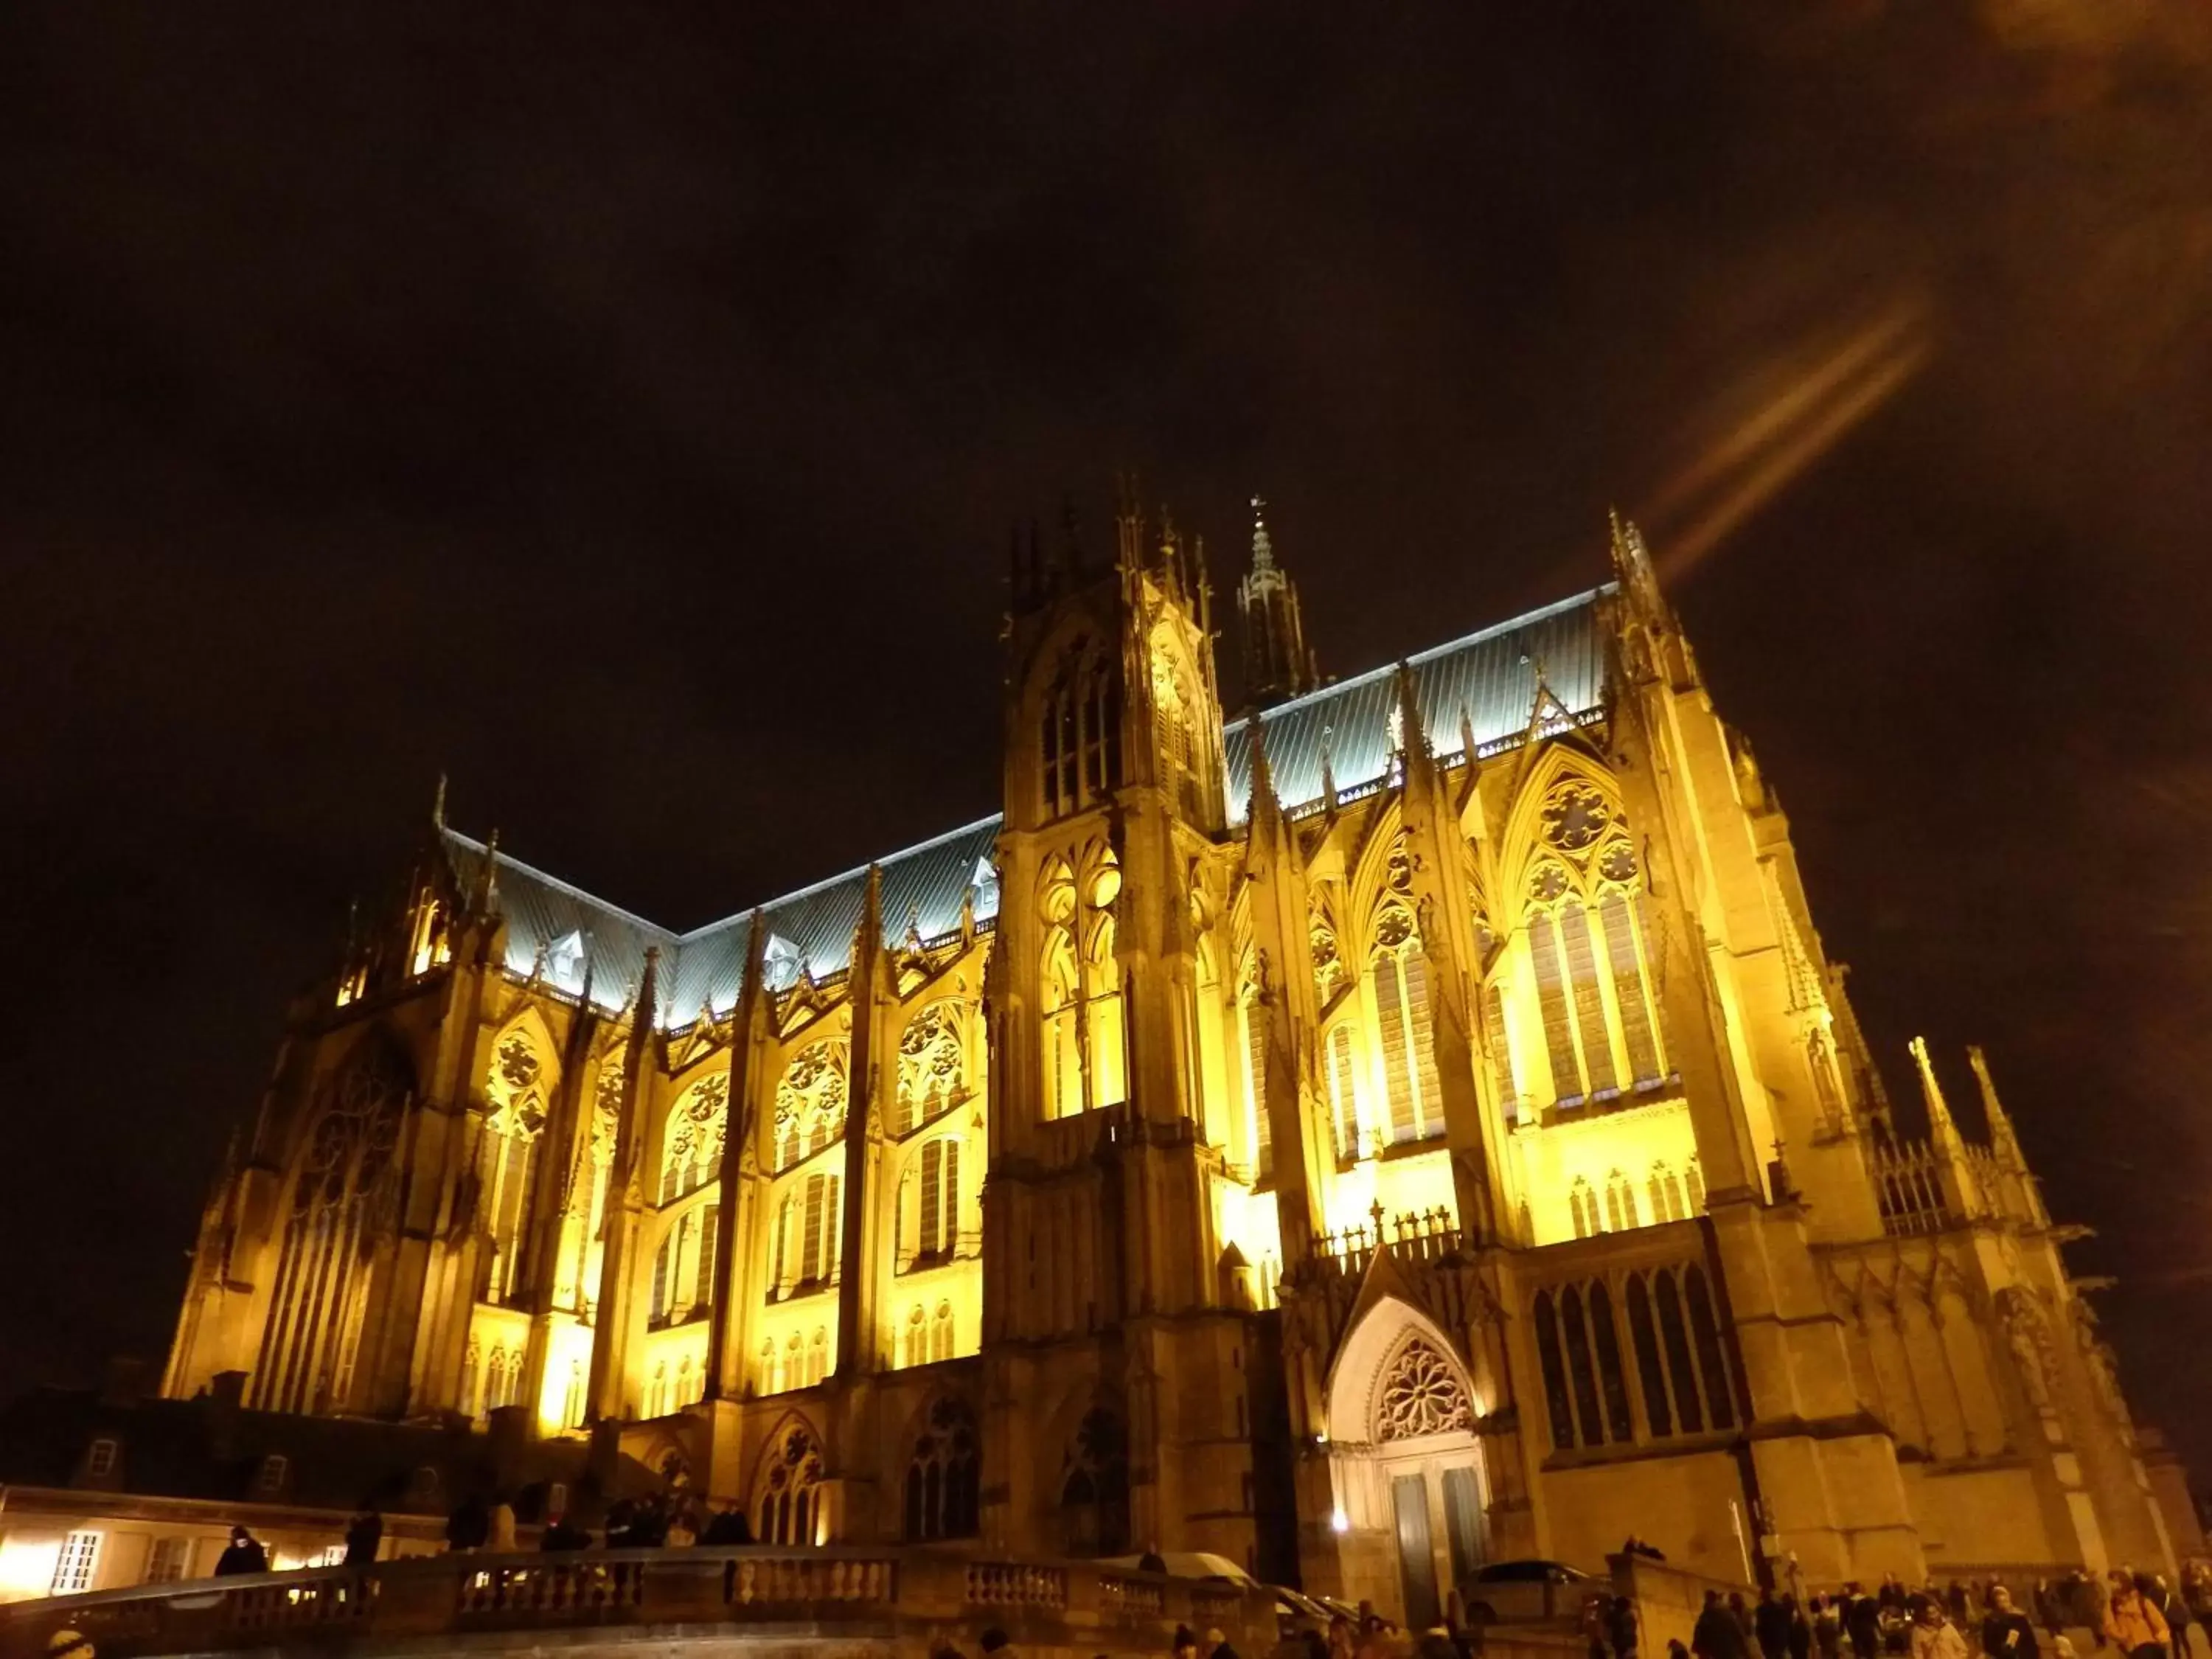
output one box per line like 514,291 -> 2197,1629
1375,1338 -> 1475,1441
1541,783 -> 1612,853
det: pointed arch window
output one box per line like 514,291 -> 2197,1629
775,1043 -> 849,1172
904,1397 -> 981,1540
661,1074 -> 727,1203
1042,926 -> 1082,1120
805,1327 -> 829,1387
1324,1021 -> 1362,1161
479,1030 -> 552,1307
931,1300 -> 956,1363
1523,832 -> 1669,1109
1371,907 -> 1443,1145
914,1136 -> 961,1262
1086,914 -> 1127,1110
1042,911 -> 1125,1118
756,1424 -> 824,1545
800,1173 -> 841,1288
1238,981 -> 1273,1178
897,1003 -> 969,1134
1624,1264 -> 1738,1439
1603,1169 -> 1639,1233
1648,1161 -> 1689,1223
564,1360 -> 585,1430
1040,650 -> 1122,818
1569,1177 -> 1600,1239
254,1036 -> 408,1413
1531,1279 -> 1634,1450
1059,1408 -> 1130,1557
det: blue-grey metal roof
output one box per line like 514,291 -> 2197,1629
443,832 -> 678,1019
439,815 -> 1004,1027
439,587 -> 1605,1023
1222,585 -> 1611,824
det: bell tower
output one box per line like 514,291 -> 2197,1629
984,488 -> 1262,1568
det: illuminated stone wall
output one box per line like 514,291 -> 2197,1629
155,512 -> 2180,1611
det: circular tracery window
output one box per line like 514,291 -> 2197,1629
1375,1338 -> 1475,1441
1541,782 -> 1612,853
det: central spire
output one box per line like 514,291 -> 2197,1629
1237,493 -> 1318,709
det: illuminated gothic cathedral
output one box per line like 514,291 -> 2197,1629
163,504 -> 2180,1616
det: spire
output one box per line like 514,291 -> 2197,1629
1393,660 -> 1436,782
856,862 -> 884,965
1909,1035 -> 1963,1148
1237,493 -> 1318,708
1608,508 -> 1664,617
1251,495 -> 1276,574
633,945 -> 661,1036
1246,715 -> 1285,841
471,828 -> 501,914
1967,1044 -> 2024,1164
431,772 -> 448,830
1114,471 -> 1144,577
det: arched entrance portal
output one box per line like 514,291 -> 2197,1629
1324,1300 -> 1490,1629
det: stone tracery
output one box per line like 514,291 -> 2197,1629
1375,1338 -> 1475,1441
776,1041 -> 849,1169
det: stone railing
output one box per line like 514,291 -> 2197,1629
1312,1206 -> 1464,1276
0,1546 -> 1276,1659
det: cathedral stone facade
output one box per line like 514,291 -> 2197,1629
162,507 -> 2180,1619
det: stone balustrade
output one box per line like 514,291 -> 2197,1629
0,1545 -> 1277,1659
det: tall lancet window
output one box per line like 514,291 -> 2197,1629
1523,792 -> 1669,1109
1040,908 -> 1126,1118
479,1029 -> 550,1305
253,1035 -> 409,1413
1371,905 -> 1443,1145
1085,912 -> 1127,1110
1040,647 -> 1122,818
1238,977 -> 1273,1178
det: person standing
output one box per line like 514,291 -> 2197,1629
1756,1591 -> 1795,1659
2103,1573 -> 2170,1659
1910,1601 -> 1968,1659
1697,1590 -> 1752,1659
1983,1586 -> 2042,1659
486,1495 -> 518,1554
445,1493 -> 490,1554
1609,1595 -> 1642,1659
214,1526 -> 268,1576
1787,1597 -> 1813,1659
2150,1578 -> 2192,1659
343,1506 -> 382,1568
1846,1585 -> 1885,1659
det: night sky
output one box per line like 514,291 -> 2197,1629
5,4 -> 2211,1477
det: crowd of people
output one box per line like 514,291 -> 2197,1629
1673,1570 -> 2212,1659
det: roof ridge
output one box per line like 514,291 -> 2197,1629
445,588 -> 1609,941
1250,582 -> 1615,726
682,812 -> 1006,942
441,828 -> 680,939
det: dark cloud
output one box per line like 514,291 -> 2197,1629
4,0 -> 2211,1474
